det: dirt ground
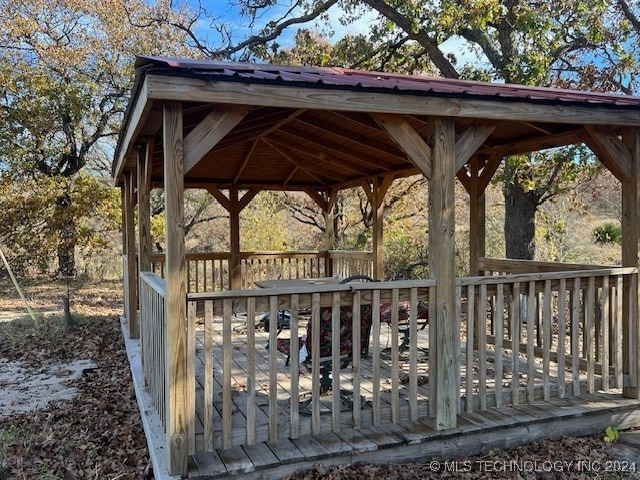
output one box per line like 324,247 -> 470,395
0,278 -> 150,480
0,277 -> 639,480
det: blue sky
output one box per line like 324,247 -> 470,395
194,1 -> 480,67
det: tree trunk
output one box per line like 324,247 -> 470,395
56,193 -> 77,277
503,162 -> 538,260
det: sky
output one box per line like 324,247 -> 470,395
197,1 -> 376,50
190,1 -> 481,69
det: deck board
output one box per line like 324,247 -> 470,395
265,438 -> 304,464
191,451 -> 227,478
217,445 -> 254,475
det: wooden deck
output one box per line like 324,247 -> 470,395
154,315 -> 640,479
188,393 -> 640,479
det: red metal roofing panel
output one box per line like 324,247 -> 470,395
135,55 -> 640,107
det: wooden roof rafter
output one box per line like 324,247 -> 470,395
113,57 -> 640,194
261,138 -> 334,185
274,124 -> 398,174
292,113 -> 409,163
267,132 -> 373,177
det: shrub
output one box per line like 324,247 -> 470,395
594,223 -> 621,244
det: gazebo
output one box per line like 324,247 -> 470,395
113,56 -> 640,478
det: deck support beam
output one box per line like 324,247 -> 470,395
163,101 -> 189,476
123,167 -> 138,338
622,127 -> 640,399
428,116 -> 458,430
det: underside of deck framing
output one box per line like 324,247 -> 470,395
122,316 -> 640,479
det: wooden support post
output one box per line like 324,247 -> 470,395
324,196 -> 335,278
362,177 -> 392,280
229,187 -> 241,290
137,140 -> 153,274
372,178 -> 384,280
123,168 -> 138,338
469,156 -> 486,276
429,117 -> 457,430
622,127 -> 640,399
163,101 -> 189,475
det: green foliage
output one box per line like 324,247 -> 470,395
594,222 -> 622,245
0,173 -> 120,275
0,0 -> 198,275
383,229 -> 428,280
604,425 -> 619,443
240,192 -> 294,251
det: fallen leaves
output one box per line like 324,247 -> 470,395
0,281 -> 150,480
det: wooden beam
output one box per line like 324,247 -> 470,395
455,121 -> 495,172
229,187 -> 241,290
469,157 -> 486,275
146,74 -> 640,127
294,114 -> 408,163
267,136 -> 357,177
456,170 -> 471,193
479,154 -> 503,192
492,129 -> 583,157
372,177 -> 385,280
327,188 -> 338,212
377,174 -> 395,206
621,127 -> 640,399
205,185 -> 231,212
584,125 -> 633,183
372,113 -> 432,179
123,169 -> 138,339
163,101 -> 189,476
113,80 -> 151,183
263,139 -> 333,185
428,117 -> 457,430
137,140 -> 153,273
232,137 -> 259,184
183,105 -> 251,174
304,188 -> 329,211
272,130 -> 374,175
278,121 -> 400,171
360,179 -> 374,203
238,188 -> 258,211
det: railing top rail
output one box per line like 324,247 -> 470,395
239,250 -> 327,259
140,271 -> 167,296
187,278 -> 435,302
327,250 -> 373,258
457,266 -> 638,287
478,257 -> 615,272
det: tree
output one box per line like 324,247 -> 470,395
171,0 -> 637,260
0,0 -> 196,276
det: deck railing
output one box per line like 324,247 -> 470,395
186,280 -> 434,452
457,267 -> 638,412
133,258 -> 639,470
139,272 -> 168,430
150,250 -> 374,292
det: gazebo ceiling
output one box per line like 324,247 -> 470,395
113,56 -> 640,191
